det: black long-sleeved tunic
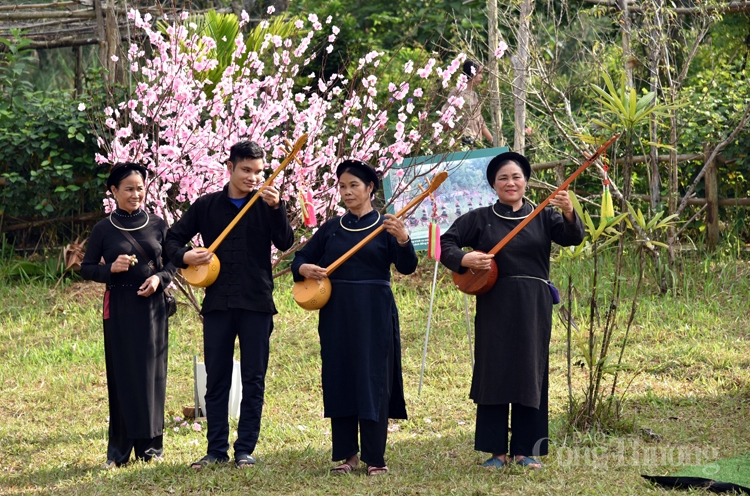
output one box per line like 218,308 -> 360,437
165,184 -> 294,315
440,199 -> 585,408
80,208 -> 176,439
291,210 -> 418,421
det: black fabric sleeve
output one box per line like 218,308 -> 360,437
548,208 -> 586,247
439,211 -> 481,274
164,200 -> 202,268
155,218 -> 177,289
80,223 -> 112,284
389,235 -> 418,275
291,221 -> 331,282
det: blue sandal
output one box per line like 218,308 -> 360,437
515,456 -> 543,468
482,457 -> 506,468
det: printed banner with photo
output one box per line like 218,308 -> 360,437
383,146 -> 509,251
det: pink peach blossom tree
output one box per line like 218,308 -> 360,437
97,9 -> 473,296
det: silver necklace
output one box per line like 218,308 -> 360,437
339,211 -> 381,232
109,211 -> 149,231
491,200 -> 534,221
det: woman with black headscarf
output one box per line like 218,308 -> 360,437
291,159 -> 418,476
80,163 -> 176,468
440,151 -> 585,469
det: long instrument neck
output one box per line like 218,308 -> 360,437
207,190 -> 264,252
487,134 -> 619,257
325,217 -> 387,275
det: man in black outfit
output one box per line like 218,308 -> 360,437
165,141 -> 294,469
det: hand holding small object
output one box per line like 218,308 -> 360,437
111,254 -> 133,273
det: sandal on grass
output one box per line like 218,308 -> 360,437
330,462 -> 356,475
367,465 -> 388,476
235,453 -> 256,468
102,460 -> 117,470
482,457 -> 506,468
514,456 -> 543,469
190,454 -> 229,470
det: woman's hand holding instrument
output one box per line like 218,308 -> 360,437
293,171 -> 448,310
452,133 -> 620,295
182,133 -> 308,287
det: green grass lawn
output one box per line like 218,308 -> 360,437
1,254 -> 749,495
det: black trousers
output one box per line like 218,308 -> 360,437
474,364 -> 549,457
203,309 -> 273,459
329,329 -> 394,468
107,377 -> 163,465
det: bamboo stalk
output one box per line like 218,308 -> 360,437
0,18 -> 86,30
0,1 -> 81,11
1,212 -> 105,232
0,10 -> 95,20
532,153 -> 705,171
582,0 -> 750,14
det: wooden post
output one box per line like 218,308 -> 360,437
511,0 -> 532,154
105,0 -> 122,83
74,45 -> 83,96
92,0 -> 107,80
486,0 -> 505,147
704,143 -> 719,250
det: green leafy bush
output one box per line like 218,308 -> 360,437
0,33 -> 106,221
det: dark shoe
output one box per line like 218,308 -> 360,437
514,456 -> 543,469
482,456 -> 506,468
330,461 -> 356,475
234,453 -> 256,468
190,454 -> 229,470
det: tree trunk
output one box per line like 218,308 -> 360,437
268,0 -> 289,13
93,0 -> 107,78
618,0 -> 634,87
105,0 -> 122,84
74,45 -> 83,96
511,0 -> 532,153
648,0 -> 663,209
704,143 -> 720,250
666,108 -> 678,262
486,0 -> 505,147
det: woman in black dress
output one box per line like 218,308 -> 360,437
440,152 -> 584,469
80,163 -> 176,468
292,160 -> 417,476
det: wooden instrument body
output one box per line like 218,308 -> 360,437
450,253 -> 497,295
453,134 -> 620,295
181,248 -> 220,287
291,277 -> 332,310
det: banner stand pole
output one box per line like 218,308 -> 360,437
418,260 -> 440,396
463,293 -> 474,368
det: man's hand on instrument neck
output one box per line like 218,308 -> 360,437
259,186 -> 281,209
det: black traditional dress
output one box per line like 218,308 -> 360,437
80,208 -> 176,464
292,210 -> 418,421
440,199 -> 584,408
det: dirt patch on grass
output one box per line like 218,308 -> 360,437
59,280 -> 105,305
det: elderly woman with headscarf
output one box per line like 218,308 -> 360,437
291,159 -> 418,476
80,163 -> 176,469
440,152 -> 585,469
